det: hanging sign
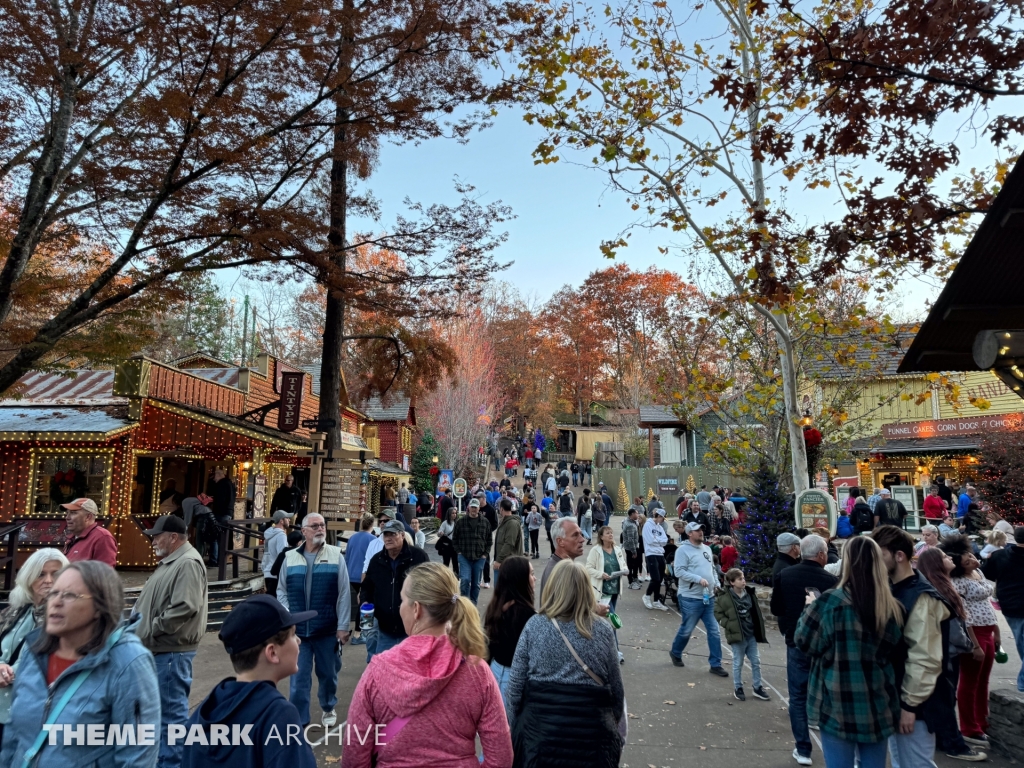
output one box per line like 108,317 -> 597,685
278,372 -> 305,432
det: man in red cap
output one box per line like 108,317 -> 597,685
61,497 -> 117,566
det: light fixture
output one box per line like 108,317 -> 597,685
800,410 -> 813,427
432,455 -> 439,464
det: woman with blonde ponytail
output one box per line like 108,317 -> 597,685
341,562 -> 511,768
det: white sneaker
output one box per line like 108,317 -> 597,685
792,749 -> 812,766
618,651 -> 625,664
643,574 -> 651,581
322,709 -> 337,728
654,601 -> 669,612
481,583 -> 491,589
642,595 -> 654,610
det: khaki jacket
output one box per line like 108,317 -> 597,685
133,542 -> 208,653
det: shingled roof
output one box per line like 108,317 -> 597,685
362,396 -> 413,423
801,329 -> 917,380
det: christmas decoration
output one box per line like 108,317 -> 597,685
975,428 -> 1024,525
411,429 -> 444,494
50,468 -> 88,504
648,487 -> 656,501
686,474 -> 696,493
617,477 -> 630,511
736,464 -> 795,586
803,426 -> 823,486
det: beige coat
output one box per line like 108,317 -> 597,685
133,541 -> 208,653
585,544 -> 628,600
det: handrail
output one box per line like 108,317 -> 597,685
0,521 -> 28,591
216,518 -> 270,581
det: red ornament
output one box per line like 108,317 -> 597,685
802,427 -> 823,448
429,466 -> 439,476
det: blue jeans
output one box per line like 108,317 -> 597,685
458,554 -> 486,604
581,516 -> 592,541
894,720 -> 934,768
154,651 -> 195,768
1007,615 -> 1024,691
787,645 -> 813,758
731,635 -> 762,690
290,634 -> 341,725
820,730 -> 887,768
670,595 -> 722,668
363,619 -> 404,664
490,659 -> 512,708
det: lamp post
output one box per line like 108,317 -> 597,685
800,410 -> 813,428
432,454 -> 439,507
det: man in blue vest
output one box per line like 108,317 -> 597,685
277,512 -> 351,728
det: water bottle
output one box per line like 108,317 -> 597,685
702,586 -> 710,606
359,603 -> 374,631
608,611 -> 622,630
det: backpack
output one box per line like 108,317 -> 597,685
853,502 -> 874,533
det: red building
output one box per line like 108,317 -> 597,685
362,397 -> 415,471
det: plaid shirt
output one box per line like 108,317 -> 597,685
794,587 -> 904,743
621,518 -> 640,552
452,514 -> 492,561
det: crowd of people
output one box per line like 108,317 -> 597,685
0,466 -> 1021,768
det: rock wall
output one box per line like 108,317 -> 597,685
989,688 -> 1024,759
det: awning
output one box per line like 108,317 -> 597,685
148,399 -> 314,451
863,437 -> 980,455
0,406 -> 135,441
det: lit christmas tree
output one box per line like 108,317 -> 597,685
617,478 -> 630,511
736,464 -> 795,586
686,474 -> 696,493
976,429 -> 1024,525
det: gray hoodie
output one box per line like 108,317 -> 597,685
673,540 -> 717,599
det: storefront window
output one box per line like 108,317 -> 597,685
31,450 -> 112,515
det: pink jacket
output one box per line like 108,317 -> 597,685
340,634 -> 513,768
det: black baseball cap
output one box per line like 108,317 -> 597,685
218,594 -> 317,654
144,515 -> 187,536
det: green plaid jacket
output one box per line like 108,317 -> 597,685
794,587 -> 904,743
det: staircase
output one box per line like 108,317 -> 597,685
123,574 -> 265,633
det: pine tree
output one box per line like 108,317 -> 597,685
736,465 -> 795,586
617,477 -> 630,512
411,429 -> 444,495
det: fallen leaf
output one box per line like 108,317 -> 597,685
687,683 -> 696,688
700,746 -> 707,751
664,700 -> 676,705
706,723 -> 713,727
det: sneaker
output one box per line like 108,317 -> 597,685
642,595 -> 654,610
752,686 -> 770,701
709,666 -> 729,677
734,687 -> 746,701
654,601 -> 669,612
629,581 -> 641,590
946,749 -> 987,762
644,574 -> 651,581
322,709 -> 337,728
670,653 -> 685,667
481,583 -> 491,589
792,749 -> 812,766
350,635 -> 366,645
962,735 -> 989,748
809,724 -> 819,731
618,651 -> 625,664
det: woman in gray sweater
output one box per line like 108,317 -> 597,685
505,560 -> 624,767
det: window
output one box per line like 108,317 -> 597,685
30,449 -> 113,516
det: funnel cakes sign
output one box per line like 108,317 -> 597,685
882,413 -> 1024,440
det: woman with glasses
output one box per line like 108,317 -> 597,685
0,560 -> 160,768
0,548 -> 68,747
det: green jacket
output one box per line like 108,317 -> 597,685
494,514 -> 524,563
133,542 -> 209,653
714,585 -> 768,645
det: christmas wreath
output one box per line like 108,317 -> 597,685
802,428 -> 823,448
50,469 -> 88,505
429,466 -> 439,476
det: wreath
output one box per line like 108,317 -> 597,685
802,428 -> 823,448
50,469 -> 89,505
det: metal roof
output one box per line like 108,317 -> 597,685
900,157 -> 1024,373
638,405 -> 687,427
362,396 -> 412,422
0,406 -> 133,436
2,370 -> 120,404
855,436 -> 980,454
190,368 -> 240,388
803,330 -> 916,380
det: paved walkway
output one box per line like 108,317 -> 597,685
186,512 -> 1021,767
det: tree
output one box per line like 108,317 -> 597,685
146,274 -> 239,363
774,0 -> 1023,269
417,314 -> 506,477
736,465 -> 795,586
975,428 -> 1024,526
0,0 -> 514,419
411,429 -> 444,495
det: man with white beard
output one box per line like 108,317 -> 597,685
277,512 -> 351,728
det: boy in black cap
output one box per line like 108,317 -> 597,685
181,595 -> 318,768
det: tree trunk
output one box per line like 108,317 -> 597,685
318,96 -> 350,452
774,310 -> 809,494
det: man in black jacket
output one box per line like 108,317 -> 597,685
982,525 -> 1024,692
270,474 -> 302,517
682,499 -> 712,539
771,532 -> 802,585
770,534 -> 838,766
361,520 -> 429,662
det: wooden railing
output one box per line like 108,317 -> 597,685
216,518 -> 269,581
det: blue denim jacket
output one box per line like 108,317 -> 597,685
0,613 -> 161,768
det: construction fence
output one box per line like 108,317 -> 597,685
592,466 -> 749,513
